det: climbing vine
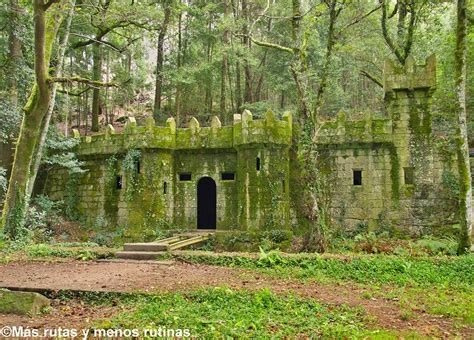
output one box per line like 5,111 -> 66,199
122,149 -> 141,201
263,177 -> 281,231
105,155 -> 118,196
104,155 -> 119,225
65,173 -> 80,221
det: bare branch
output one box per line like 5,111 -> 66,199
388,2 -> 398,18
250,0 -> 270,32
57,87 -> 92,96
341,4 -> 381,32
234,33 -> 293,54
380,0 -> 404,64
43,0 -> 60,10
251,37 -> 294,54
70,33 -> 122,51
360,70 -> 383,88
49,76 -> 118,88
403,0 -> 416,61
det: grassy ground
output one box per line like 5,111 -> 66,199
0,243 -> 472,337
166,251 -> 474,326
93,288 -> 369,338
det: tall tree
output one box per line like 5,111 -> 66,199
455,0 -> 472,254
153,2 -> 172,122
220,0 -> 230,120
1,0 -> 65,238
7,0 -> 23,107
26,0 -> 77,199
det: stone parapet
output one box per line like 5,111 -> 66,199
73,110 -> 292,156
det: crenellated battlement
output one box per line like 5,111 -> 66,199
317,55 -> 436,146
72,110 -> 293,156
384,54 -> 436,93
317,111 -> 392,145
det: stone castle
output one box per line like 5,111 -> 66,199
46,55 -> 459,238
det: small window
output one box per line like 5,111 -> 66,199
353,170 -> 362,186
179,173 -> 192,181
256,157 -> 261,171
116,176 -> 123,189
404,167 -> 414,185
221,172 -> 235,181
135,159 -> 141,174
163,182 -> 167,194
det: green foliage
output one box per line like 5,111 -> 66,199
217,230 -> 292,252
0,99 -> 21,143
25,243 -> 112,260
105,155 -> 118,195
64,173 -> 80,221
43,127 -> 84,174
414,236 -> 458,256
258,247 -> 287,267
105,287 -> 367,338
22,195 -> 64,243
170,252 -> 474,289
442,169 -> 460,198
0,242 -> 114,263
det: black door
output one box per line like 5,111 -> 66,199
197,177 -> 217,229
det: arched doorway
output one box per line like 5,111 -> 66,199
197,177 -> 217,229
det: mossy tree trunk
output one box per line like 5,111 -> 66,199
455,0 -> 472,254
380,0 -> 415,65
250,0 -> 344,251
153,3 -> 171,123
91,43 -> 102,132
220,0 -> 229,121
175,11 -> 182,125
7,0 -> 23,107
1,0 -> 64,239
27,0 -> 76,199
242,0 -> 253,104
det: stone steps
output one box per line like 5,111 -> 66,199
116,231 -> 214,260
123,243 -> 168,251
115,251 -> 167,260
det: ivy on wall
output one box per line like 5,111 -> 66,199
122,149 -> 141,202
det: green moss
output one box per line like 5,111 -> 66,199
389,145 -> 400,204
0,290 -> 50,315
104,155 -> 119,226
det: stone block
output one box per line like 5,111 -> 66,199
0,290 -> 50,315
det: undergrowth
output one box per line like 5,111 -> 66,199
94,287 -> 369,338
168,251 -> 474,289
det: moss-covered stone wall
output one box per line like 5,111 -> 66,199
316,55 -> 458,235
47,55 -> 460,239
47,111 -> 293,239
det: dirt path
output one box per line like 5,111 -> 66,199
0,260 -> 471,337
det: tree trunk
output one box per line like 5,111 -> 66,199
175,11 -> 182,126
455,0 -> 472,254
205,19 -> 213,113
7,0 -> 23,107
235,61 -> 242,111
397,0 -> 407,46
220,0 -> 229,121
91,42 -> 102,132
1,0 -> 64,238
242,0 -> 253,103
27,0 -> 76,200
313,0 -> 339,123
153,5 -> 171,122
